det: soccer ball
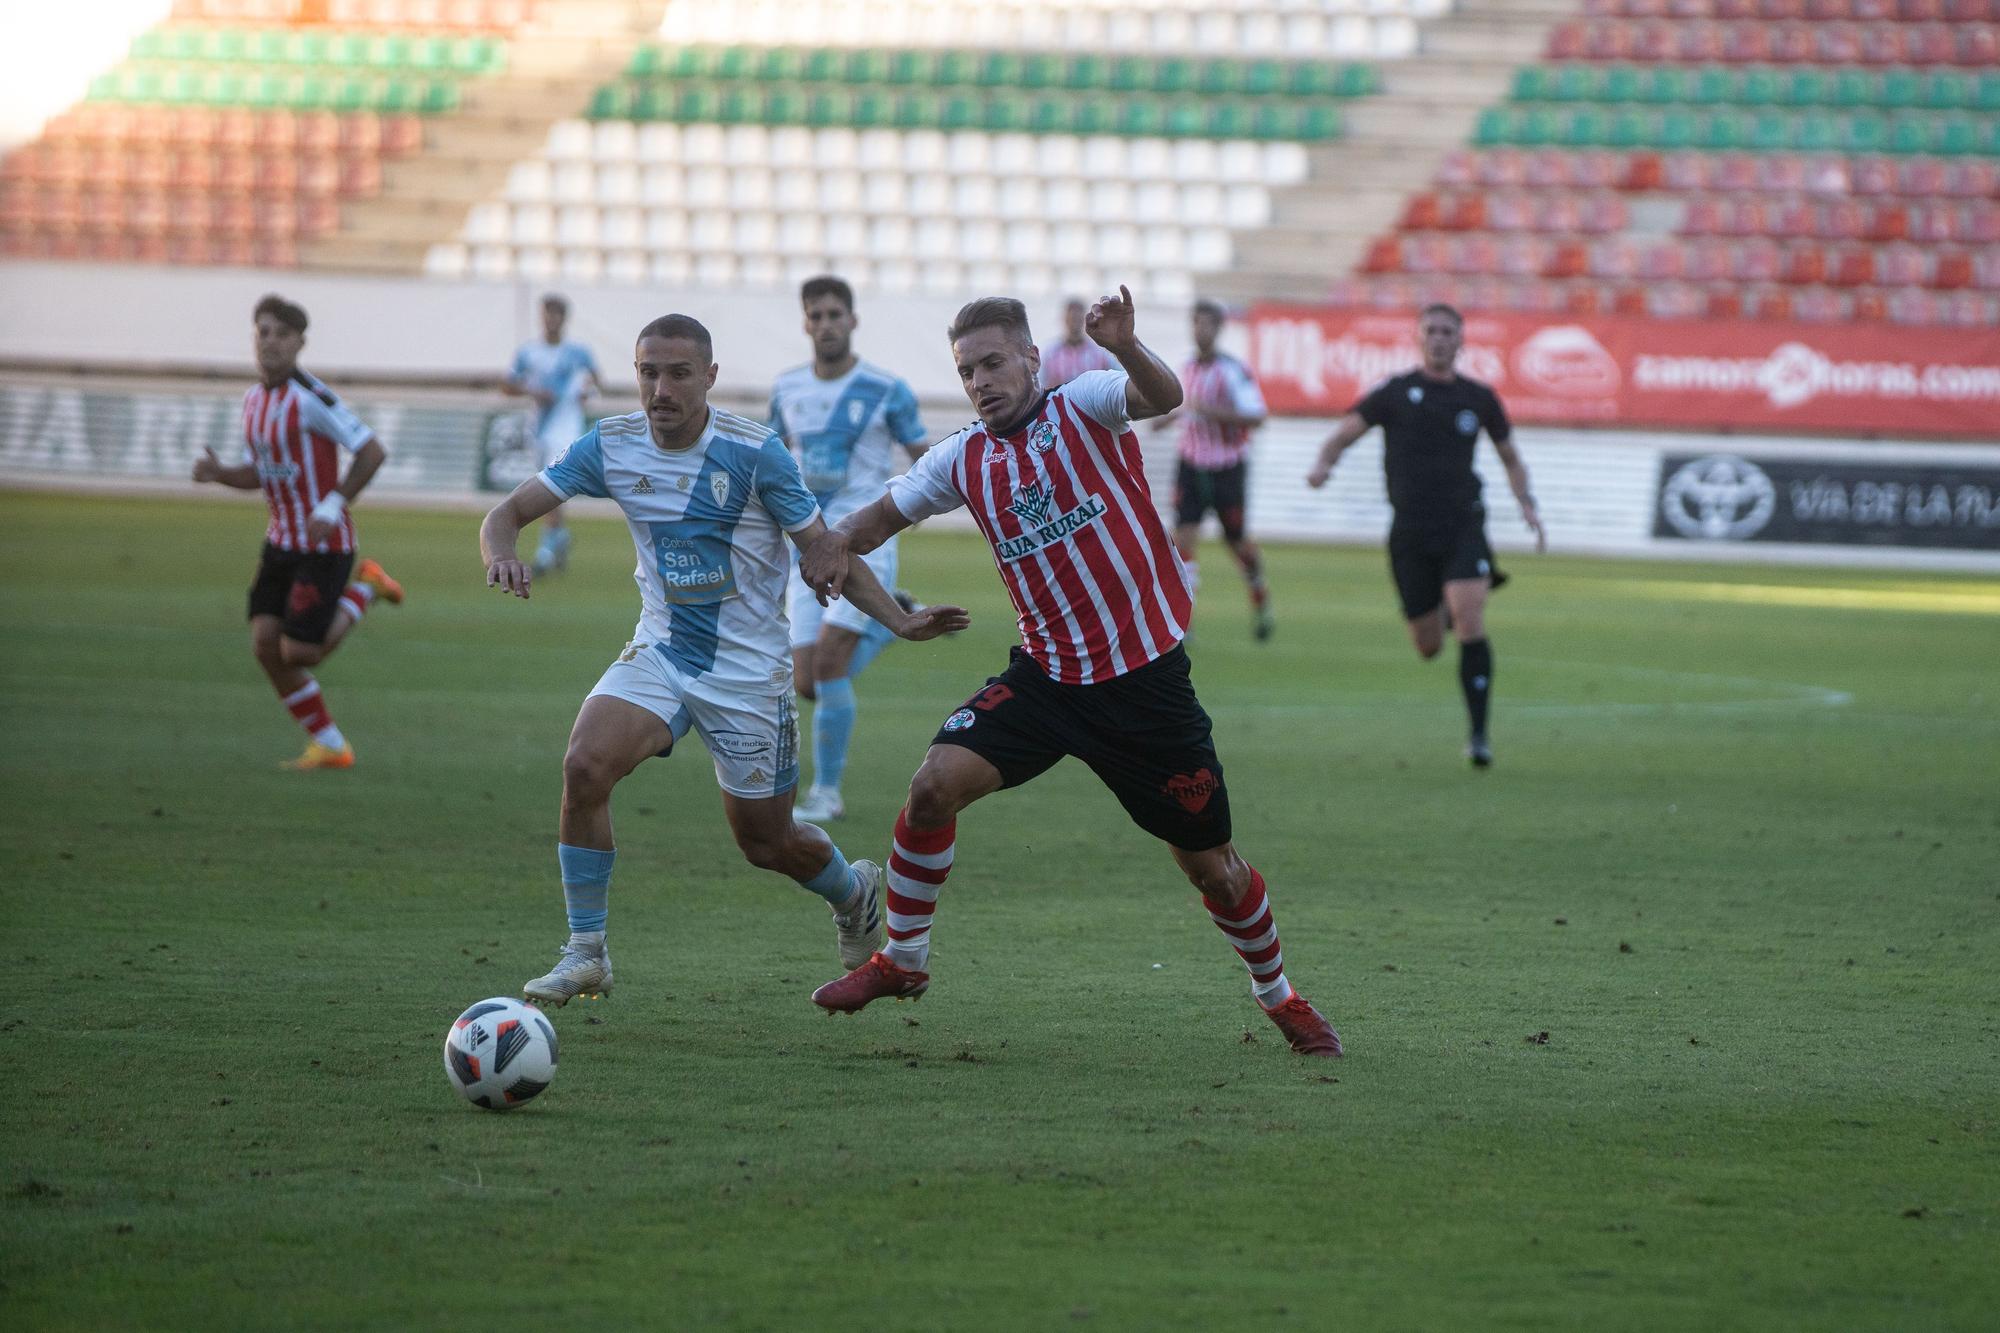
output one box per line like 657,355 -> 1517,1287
442,997 -> 558,1111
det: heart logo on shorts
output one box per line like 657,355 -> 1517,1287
1165,768 -> 1217,814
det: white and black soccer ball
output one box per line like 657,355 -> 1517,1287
443,998 -> 558,1111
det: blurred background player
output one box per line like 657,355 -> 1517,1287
1036,296 -> 1115,389
502,293 -> 603,575
800,288 -> 1342,1059
1307,303 -> 1546,767
1155,300 -> 1273,641
768,275 -> 933,824
191,294 -> 403,771
479,313 -> 967,1008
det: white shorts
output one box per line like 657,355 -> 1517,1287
539,410 -> 586,470
587,642 -> 798,798
788,536 -> 898,649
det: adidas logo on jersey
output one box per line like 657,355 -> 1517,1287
631,476 -> 655,495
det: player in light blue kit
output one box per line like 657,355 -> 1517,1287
769,276 -> 933,824
480,314 -> 969,1007
503,293 -> 603,575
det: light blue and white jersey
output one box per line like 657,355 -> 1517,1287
510,338 -> 600,439
537,408 -> 822,690
767,359 -> 927,523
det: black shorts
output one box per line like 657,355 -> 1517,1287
1388,510 -> 1503,621
247,542 -> 355,644
1173,460 -> 1248,540
931,644 -> 1233,851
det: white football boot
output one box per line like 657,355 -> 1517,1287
793,786 -> 846,823
831,859 -> 885,971
523,943 -> 613,1007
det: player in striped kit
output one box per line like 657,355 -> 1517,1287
480,314 -> 968,1008
1156,300 -> 1273,641
1036,297 -> 1115,389
769,275 -> 932,825
192,294 -> 403,770
800,288 -> 1342,1058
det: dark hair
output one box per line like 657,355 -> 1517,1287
541,292 -> 569,312
1419,302 -> 1463,326
800,274 -> 854,313
1193,298 -> 1227,323
947,296 -> 1033,348
636,313 -> 713,363
254,294 -> 308,334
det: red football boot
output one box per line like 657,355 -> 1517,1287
811,951 -> 929,1014
1266,994 -> 1344,1057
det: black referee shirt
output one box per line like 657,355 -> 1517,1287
1354,371 -> 1512,525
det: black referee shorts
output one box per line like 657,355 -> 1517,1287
247,542 -> 354,644
1173,459 -> 1249,541
1388,510 -> 1503,622
930,644 -> 1233,851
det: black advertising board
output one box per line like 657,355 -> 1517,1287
1654,453 -> 2000,550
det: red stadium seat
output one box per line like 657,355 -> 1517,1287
1399,194 -> 1441,230
1828,245 -> 1877,285
1931,249 -> 1973,287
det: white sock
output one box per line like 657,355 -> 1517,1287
313,723 -> 346,750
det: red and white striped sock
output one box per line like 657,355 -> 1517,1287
337,581 -> 375,624
1203,868 -> 1294,1010
882,808 -> 954,972
280,677 -> 345,750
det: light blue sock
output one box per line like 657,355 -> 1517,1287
811,676 -> 857,794
847,621 -> 893,678
797,842 -> 856,906
558,843 -> 614,938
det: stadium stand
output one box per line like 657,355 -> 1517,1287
1339,2 -> 2000,324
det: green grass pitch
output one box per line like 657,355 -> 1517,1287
2,490 -> 1996,1330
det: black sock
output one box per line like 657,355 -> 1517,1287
1459,638 -> 1492,738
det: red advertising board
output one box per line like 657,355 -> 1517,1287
1246,305 -> 2000,438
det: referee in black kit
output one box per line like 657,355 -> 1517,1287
1306,304 -> 1545,767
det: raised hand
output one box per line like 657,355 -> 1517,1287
192,447 -> 222,484
1084,284 -> 1139,354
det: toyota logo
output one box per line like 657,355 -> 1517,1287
1660,455 -> 1776,540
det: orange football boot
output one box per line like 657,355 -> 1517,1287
354,558 -> 403,605
811,951 -> 929,1014
282,740 -> 356,770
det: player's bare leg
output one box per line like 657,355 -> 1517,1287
1443,577 -> 1493,767
1224,530 -> 1272,641
252,616 -> 353,770
724,788 -> 882,969
794,625 -> 863,823
1406,606 -> 1447,661
1173,841 -> 1342,1057
524,696 -> 670,1006
811,744 -> 1003,1013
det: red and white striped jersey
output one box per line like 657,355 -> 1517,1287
1175,353 -> 1268,470
887,370 -> 1193,685
239,370 -> 376,554
1038,337 -> 1117,390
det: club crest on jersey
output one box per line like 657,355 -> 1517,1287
1408,385 -> 1424,403
996,481 -> 1110,563
942,708 -> 976,732
710,473 -> 731,508
1455,409 -> 1479,435
1027,422 -> 1059,454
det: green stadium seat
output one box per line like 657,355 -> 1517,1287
1741,68 -> 1782,105
1064,54 -> 1112,89
129,30 -> 167,61
1551,66 -> 1595,102
1250,102 -> 1299,140
336,78 -> 374,113
207,29 -> 249,63
1472,107 -> 1509,146
1117,99 -> 1163,136
1206,101 -> 1251,139
980,96 -> 1025,133
1602,65 -> 1641,103
758,48 -> 802,82
1232,61 -> 1280,96
1639,67 -> 1686,103
1658,109 -> 1699,149
1298,104 -> 1341,141
161,28 -> 202,62
895,93 -> 940,130
1028,96 -> 1071,134
1935,118 -> 1980,155
200,71 -> 245,106
1108,58 -> 1145,92
1747,112 -> 1790,151
1690,67 -> 1733,105
675,86 -> 719,122
1796,115 -> 1839,151
850,90 -> 891,127
1199,60 -> 1242,96
846,49 -> 891,85
1832,70 -> 1873,108
886,50 -> 930,85
717,86 -> 764,124
801,48 -> 840,82
409,37 -> 451,73
159,70 -> 201,105
934,51 -> 977,86
764,88 -> 806,126
1700,112 -> 1744,150
1152,58 -> 1195,95
1163,100 -> 1205,136
939,93 -> 977,130
587,85 -> 631,119
632,85 -> 670,121
669,46 -> 712,80
1280,62 -> 1326,98
978,53 -> 1022,86
1880,70 -> 1920,109
1921,72 -> 1970,111
1841,116 -> 1886,153
1607,108 -> 1650,148
1073,96 -> 1115,134
1511,68 -> 1548,101
369,36 -> 412,70
1020,53 -> 1061,90
324,33 -> 365,67
1976,73 -> 2000,112
1781,69 -> 1827,106
804,89 -> 852,126
1889,118 -> 1931,154
86,72 -> 120,101
714,46 -> 753,81
1551,107 -> 1598,146
627,46 -> 662,78
242,73 -> 285,109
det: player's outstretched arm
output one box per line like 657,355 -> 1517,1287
1085,284 -> 1182,420
1492,435 -> 1546,552
789,514 -> 967,638
191,447 -> 261,489
1306,413 -> 1369,489
480,477 -> 563,599
799,494 -> 912,600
